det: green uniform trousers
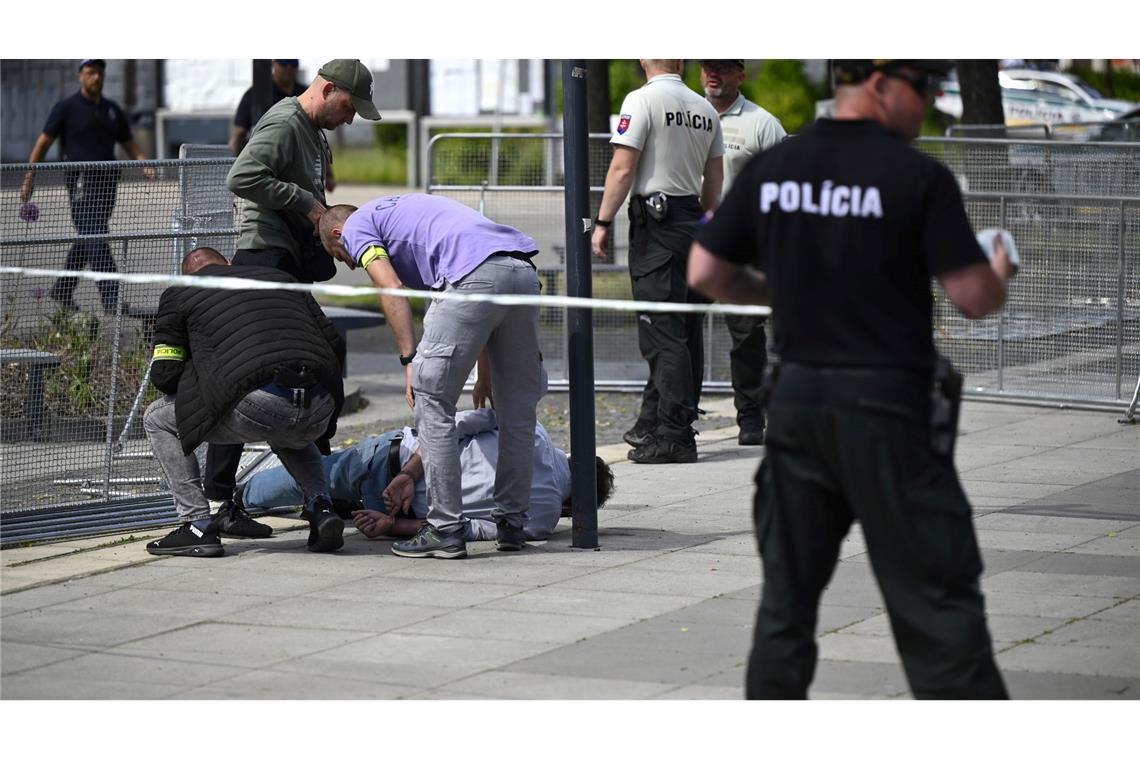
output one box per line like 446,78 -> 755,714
746,365 -> 1007,699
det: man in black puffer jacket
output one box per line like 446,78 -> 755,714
143,247 -> 346,558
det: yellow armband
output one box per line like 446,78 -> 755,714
360,245 -> 389,269
153,344 -> 187,361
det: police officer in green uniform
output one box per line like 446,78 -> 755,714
592,59 -> 724,464
689,60 -> 1015,698
700,59 -> 786,445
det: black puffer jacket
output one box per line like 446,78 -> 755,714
150,264 -> 345,454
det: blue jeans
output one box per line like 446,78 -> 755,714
243,429 -> 402,512
144,389 -> 334,522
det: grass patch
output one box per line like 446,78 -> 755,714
331,145 -> 407,185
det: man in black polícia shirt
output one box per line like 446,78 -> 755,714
689,60 -> 1016,699
19,59 -> 154,313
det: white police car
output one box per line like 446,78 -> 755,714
936,69 -> 1136,125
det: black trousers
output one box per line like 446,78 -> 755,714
53,168 -> 121,310
628,196 -> 705,443
202,246 -> 311,501
725,313 -> 767,425
746,365 -> 1008,699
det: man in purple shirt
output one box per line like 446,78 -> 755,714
319,194 -> 546,558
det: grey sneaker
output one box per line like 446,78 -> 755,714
391,524 -> 467,559
495,521 -> 526,552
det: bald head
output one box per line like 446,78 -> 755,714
181,247 -> 228,275
641,59 -> 683,77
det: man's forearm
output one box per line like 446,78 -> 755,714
379,293 -> 417,357
597,165 -> 635,221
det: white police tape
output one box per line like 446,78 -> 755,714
0,266 -> 772,317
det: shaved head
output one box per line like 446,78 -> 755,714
181,247 -> 227,275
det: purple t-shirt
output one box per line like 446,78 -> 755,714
340,194 -> 538,289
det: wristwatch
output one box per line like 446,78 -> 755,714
399,351 -> 416,366
593,217 -> 613,228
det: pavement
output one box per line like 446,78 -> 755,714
1,369 -> 1137,700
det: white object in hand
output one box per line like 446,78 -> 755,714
976,228 -> 1020,269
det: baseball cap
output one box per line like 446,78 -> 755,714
833,60 -> 954,85
699,60 -> 745,70
273,59 -> 300,67
78,59 -> 106,71
317,59 -> 382,121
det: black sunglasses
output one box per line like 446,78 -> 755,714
883,69 -> 942,99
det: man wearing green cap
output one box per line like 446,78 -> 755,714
209,59 -> 382,538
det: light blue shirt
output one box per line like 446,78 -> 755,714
340,193 -> 538,289
399,408 -> 570,541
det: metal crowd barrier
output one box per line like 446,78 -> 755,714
1,157 -> 238,527
426,132 -> 1140,407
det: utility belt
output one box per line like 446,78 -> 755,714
629,193 -> 700,227
763,357 -> 963,458
259,365 -> 326,409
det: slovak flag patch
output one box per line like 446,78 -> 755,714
617,114 -> 632,135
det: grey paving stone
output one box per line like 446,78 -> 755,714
817,631 -> 903,665
721,584 -> 761,602
626,549 -> 761,577
975,512 -> 1136,535
477,587 -> 703,621
5,650 -> 238,692
996,641 -> 1140,678
656,595 -> 759,627
655,684 -> 741,699
1036,617 -> 1140,649
810,659 -> 911,699
0,641 -> 90,676
0,672 -> 183,699
982,570 -> 1139,599
272,631 -> 555,691
444,670 -> 670,699
842,611 -> 1069,646
216,597 -> 448,634
1015,448 -> 1140,476
585,616 -> 750,657
962,463 -> 1103,487
293,576 -> 526,608
112,622 -> 375,668
1090,599 -> 1139,623
133,564 -> 354,597
0,579 -> 120,616
1017,553 -> 1140,577
383,557 -> 599,588
983,590 -> 1120,619
396,606 -> 632,646
172,667 -> 417,699
1064,529 -> 1140,557
818,604 -> 884,633
960,480 -> 1070,501
974,531 -> 1089,553
504,638 -> 741,685
955,443 -> 1054,471
549,565 -> 756,598
2,607 -> 203,649
1002,669 -> 1138,699
51,587 -> 278,620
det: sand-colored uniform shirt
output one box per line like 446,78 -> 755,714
611,74 -> 724,197
716,93 -> 787,195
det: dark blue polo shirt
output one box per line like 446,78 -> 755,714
42,92 -> 132,162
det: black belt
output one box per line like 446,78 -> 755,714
491,250 -> 538,269
773,363 -> 931,423
386,431 -> 404,477
259,382 -> 327,408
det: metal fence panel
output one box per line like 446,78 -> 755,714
2,158 -> 237,517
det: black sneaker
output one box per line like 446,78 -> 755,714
622,420 -> 655,448
628,437 -> 697,464
738,424 -> 766,446
301,497 -> 344,553
212,499 -> 273,538
391,524 -> 467,559
146,522 -> 224,558
495,520 -> 526,552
